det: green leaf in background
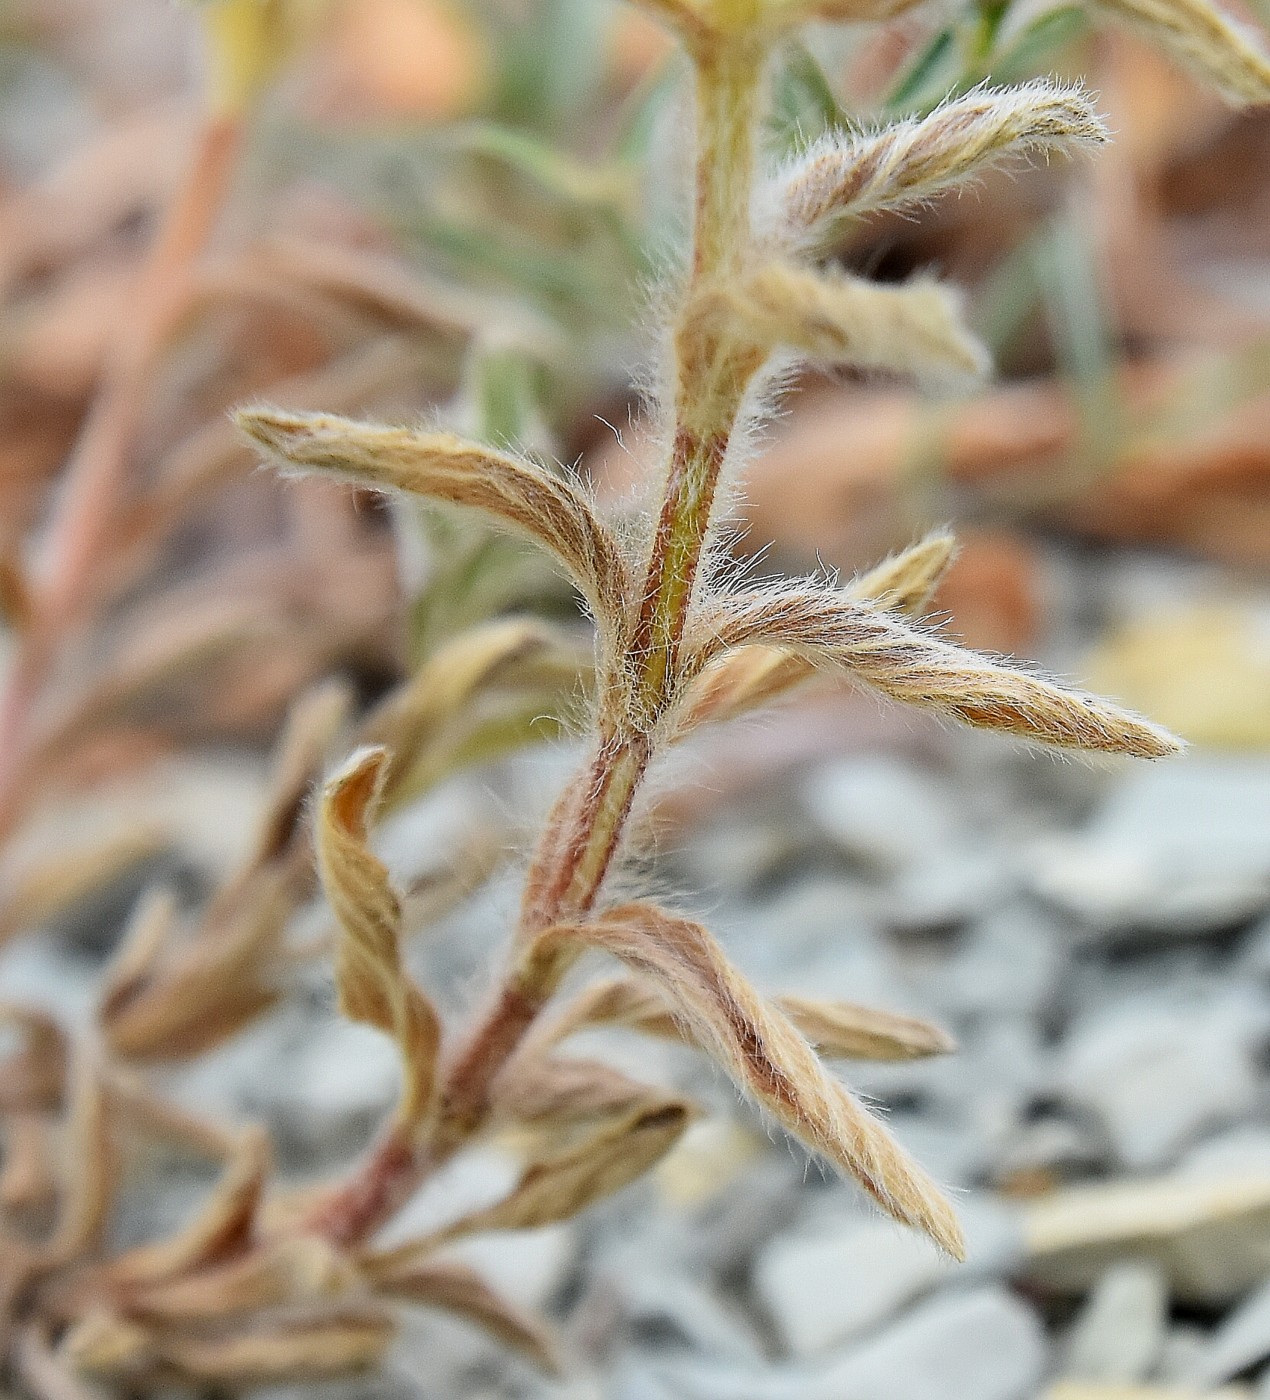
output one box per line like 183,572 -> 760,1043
991,2 -> 1087,79
485,0 -> 610,133
436,121 -> 632,216
1030,212 -> 1121,467
884,27 -> 962,113
883,0 -> 1088,114
768,40 -> 857,153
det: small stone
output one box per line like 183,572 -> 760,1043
1237,915 -> 1270,981
1057,995 -> 1266,1169
934,903 -> 1068,1020
1153,1324 -> 1210,1384
994,1116 -> 1107,1185
807,1286 -> 1048,1400
1187,1278 -> 1270,1387
1183,1130 -> 1270,1179
755,1217 -> 950,1355
609,1269 -> 763,1363
1021,1170 -> 1270,1306
1026,758 -> 1270,939
887,850 -> 1012,932
804,757 -> 962,874
1061,1263 -> 1168,1382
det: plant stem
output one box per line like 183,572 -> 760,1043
309,33 -> 772,1249
0,112 -> 242,843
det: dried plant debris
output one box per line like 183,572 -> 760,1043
6,0 -> 1268,1390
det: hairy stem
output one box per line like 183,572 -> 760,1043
308,33 -> 772,1249
632,39 -> 767,709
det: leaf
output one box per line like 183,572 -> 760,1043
850,530 -> 959,615
316,748 -> 441,1130
63,1306 -> 396,1386
770,82 -> 1107,249
775,995 -> 956,1061
236,408 -> 631,651
100,867 -> 294,1061
45,1056 -> 116,1262
105,1128 -> 269,1287
368,1092 -> 691,1267
768,40 -> 856,154
250,678 -> 353,868
884,27 -> 960,112
121,1237 -> 355,1323
993,4 -> 1088,80
533,974 -> 956,1062
682,586 -> 1182,757
496,1054 -> 666,1133
532,903 -> 965,1256
0,826 -> 169,950
439,122 -> 631,215
703,263 -> 989,384
0,1113 -> 58,1217
360,618 -> 589,812
671,531 -> 954,736
373,1257 -> 561,1373
1094,0 -> 1270,103
96,888 -> 178,1030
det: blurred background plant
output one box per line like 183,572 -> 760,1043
0,0 -> 1269,1395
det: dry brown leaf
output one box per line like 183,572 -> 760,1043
361,617 -> 589,811
236,408 -> 631,662
157,1306 -> 396,1384
672,530 -> 957,734
373,1256 -> 560,1373
101,867 -> 294,1061
0,827 -> 168,950
250,678 -> 354,868
317,748 -> 442,1131
104,1128 -> 269,1288
529,975 -> 954,1062
496,1053 -> 668,1133
683,586 -> 1181,757
367,1092 -> 691,1273
0,1006 -> 68,1113
775,995 -> 956,1061
95,889 -> 177,1029
62,1305 -> 396,1386
0,1113 -> 59,1218
122,1237 -> 356,1323
45,1055 -> 117,1264
531,904 -> 965,1256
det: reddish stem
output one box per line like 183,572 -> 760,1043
0,112 -> 242,840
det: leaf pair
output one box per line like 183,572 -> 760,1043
671,531 -> 958,733
684,583 -> 1182,757
99,681 -> 351,1062
527,973 -> 955,1062
526,901 -> 966,1258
